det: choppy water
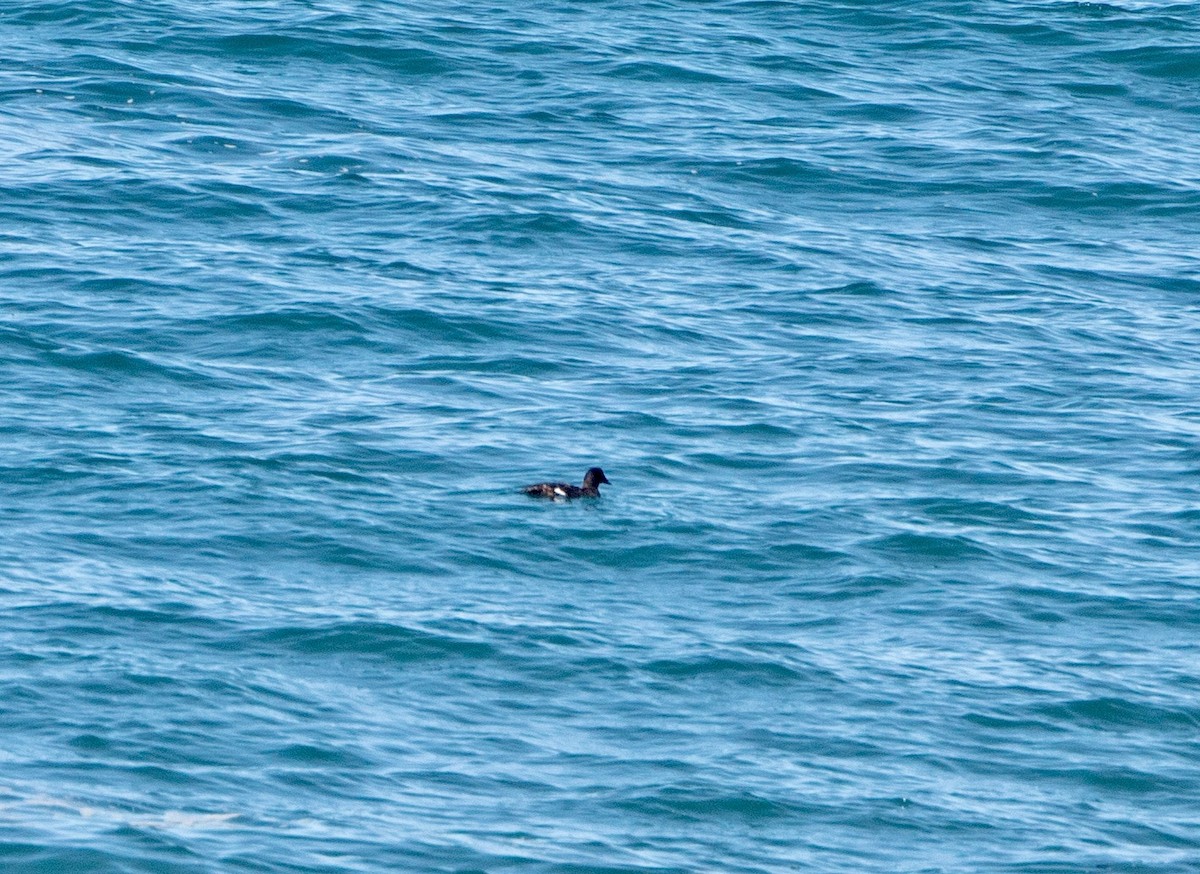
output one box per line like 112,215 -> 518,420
3,1 -> 1200,871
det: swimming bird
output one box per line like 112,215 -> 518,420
522,467 -> 610,500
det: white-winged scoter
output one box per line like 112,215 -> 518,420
522,467 -> 610,499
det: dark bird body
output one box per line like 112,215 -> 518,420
522,467 -> 610,500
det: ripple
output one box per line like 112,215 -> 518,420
248,621 -> 497,663
642,655 -> 805,685
863,531 -> 994,562
1034,697 -> 1200,731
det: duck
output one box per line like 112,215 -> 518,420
522,467 -> 610,500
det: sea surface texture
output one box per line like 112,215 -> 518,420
2,1 -> 1199,872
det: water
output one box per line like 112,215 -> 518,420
3,1 -> 1199,871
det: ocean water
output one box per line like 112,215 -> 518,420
2,0 -> 1199,871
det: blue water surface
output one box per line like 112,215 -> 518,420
2,1 -> 1199,871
